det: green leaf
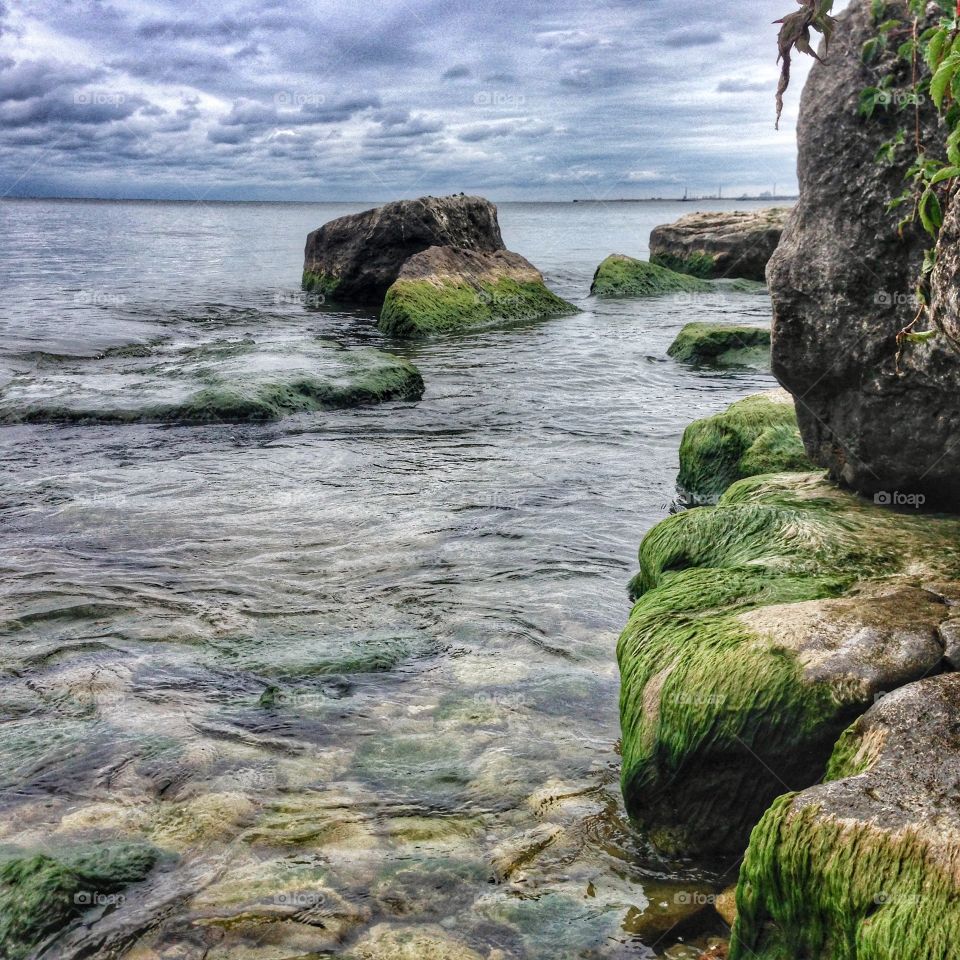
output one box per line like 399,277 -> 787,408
930,165 -> 960,185
919,188 -> 944,237
926,28 -> 948,71
930,52 -> 960,107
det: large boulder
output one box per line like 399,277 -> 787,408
667,323 -> 771,370
590,254 -> 712,297
732,674 -> 960,960
303,195 -> 505,304
379,245 -> 577,338
674,391 -> 813,506
650,209 -> 789,281
768,0 -> 960,510
618,471 -> 960,856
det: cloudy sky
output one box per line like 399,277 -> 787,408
0,0 -> 839,202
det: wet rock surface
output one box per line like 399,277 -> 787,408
768,0 -> 960,509
650,209 -> 789,282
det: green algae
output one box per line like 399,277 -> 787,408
650,250 -> 718,279
667,323 -> 771,368
618,473 -> 960,855
301,270 -> 341,299
590,255 -> 712,297
0,842 -> 161,959
378,277 -> 577,338
731,797 -> 960,960
0,342 -> 425,425
676,393 -> 815,505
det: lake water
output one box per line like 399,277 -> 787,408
0,197 -> 776,959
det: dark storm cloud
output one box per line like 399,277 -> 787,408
0,0 -> 833,199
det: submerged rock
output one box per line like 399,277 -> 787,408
0,340 -> 424,425
302,195 -> 505,305
676,391 -> 814,506
379,245 -> 577,337
346,923 -> 486,960
618,472 -> 960,855
0,842 -> 160,960
732,674 -> 960,960
768,0 -> 960,508
649,209 -> 789,281
668,323 -> 770,368
590,254 -> 712,297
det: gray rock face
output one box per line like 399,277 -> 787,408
768,0 -> 960,510
649,209 -> 789,281
930,186 -> 960,351
302,195 -> 505,304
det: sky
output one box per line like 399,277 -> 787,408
0,0 -> 841,202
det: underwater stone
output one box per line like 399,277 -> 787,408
589,254 -> 712,297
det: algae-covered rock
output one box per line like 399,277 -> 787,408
618,472 -> 960,855
676,391 -> 814,506
303,195 -> 505,304
668,323 -> 770,369
649,209 -> 789,281
379,245 -> 577,338
0,340 -> 424,425
0,842 -> 160,959
590,254 -> 712,297
732,674 -> 960,960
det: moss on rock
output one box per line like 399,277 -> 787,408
668,323 -> 771,368
618,472 -> 960,855
0,842 -> 160,959
590,254 -> 713,297
380,276 -> 576,338
649,250 -> 718,279
676,391 -> 815,506
301,270 -> 342,299
732,675 -> 960,960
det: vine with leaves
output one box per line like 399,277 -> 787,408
775,0 -> 960,353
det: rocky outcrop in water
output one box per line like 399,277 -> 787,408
618,468 -> 960,855
590,254 -> 712,297
768,0 -> 960,510
303,195 -> 576,335
672,390 -> 813,507
0,340 -> 424,424
649,209 -> 789,282
667,323 -> 770,369
732,673 -> 960,959
379,245 -> 576,338
303,195 -> 505,305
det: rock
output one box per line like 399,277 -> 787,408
0,340 -> 424,425
302,195 -> 505,304
675,391 -> 815,507
378,245 -> 576,338
667,323 -> 770,368
590,254 -> 712,297
618,471 -> 960,856
649,209 -> 789,281
346,923 -> 485,960
0,842 -> 161,960
713,886 -> 737,927
930,186 -> 960,351
767,0 -> 960,509
732,674 -> 960,960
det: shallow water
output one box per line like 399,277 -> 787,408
0,197 -> 775,959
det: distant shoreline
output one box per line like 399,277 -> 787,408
0,194 -> 799,205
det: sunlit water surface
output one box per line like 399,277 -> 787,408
0,198 -> 776,959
